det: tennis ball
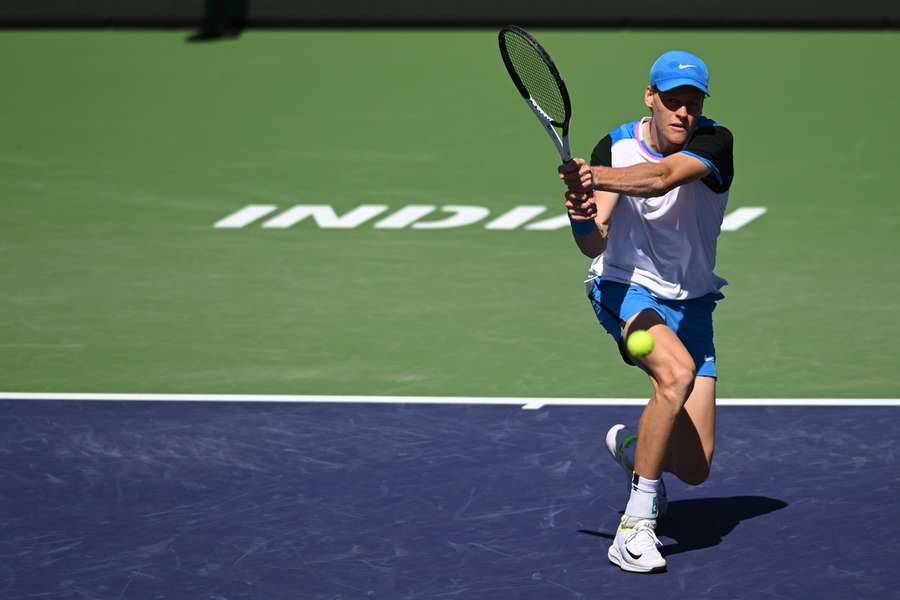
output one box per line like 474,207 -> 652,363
626,330 -> 654,358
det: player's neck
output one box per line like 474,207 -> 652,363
643,118 -> 683,156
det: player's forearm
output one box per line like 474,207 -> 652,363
591,163 -> 671,198
570,220 -> 607,258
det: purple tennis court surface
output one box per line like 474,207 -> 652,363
1,399 -> 897,599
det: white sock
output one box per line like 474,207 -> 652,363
625,473 -> 660,520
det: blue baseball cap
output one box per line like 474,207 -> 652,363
649,50 -> 710,96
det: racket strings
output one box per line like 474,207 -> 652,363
501,31 -> 567,124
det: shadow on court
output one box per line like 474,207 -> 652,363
579,495 -> 788,556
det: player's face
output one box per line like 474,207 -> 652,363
644,85 -> 705,147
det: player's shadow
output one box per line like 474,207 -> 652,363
579,495 -> 788,556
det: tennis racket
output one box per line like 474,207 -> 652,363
498,25 -> 573,163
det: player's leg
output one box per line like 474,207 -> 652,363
659,293 -> 720,485
664,376 -> 716,485
608,376 -> 715,496
608,308 -> 695,573
587,280 -> 699,572
627,309 -> 697,484
607,301 -> 719,488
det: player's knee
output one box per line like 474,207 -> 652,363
655,364 -> 696,409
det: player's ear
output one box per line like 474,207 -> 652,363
644,85 -> 655,111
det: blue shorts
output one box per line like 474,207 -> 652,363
586,277 -> 723,378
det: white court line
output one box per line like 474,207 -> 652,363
213,204 -> 278,229
0,393 -> 898,410
721,206 -> 767,231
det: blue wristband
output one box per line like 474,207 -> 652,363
569,216 -> 595,236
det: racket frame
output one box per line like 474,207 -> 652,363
498,25 -> 573,163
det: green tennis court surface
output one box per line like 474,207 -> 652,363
1,30 -> 898,398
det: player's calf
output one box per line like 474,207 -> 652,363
665,378 -> 717,486
675,462 -> 711,486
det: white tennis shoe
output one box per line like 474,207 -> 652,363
605,424 -> 668,517
607,516 -> 666,573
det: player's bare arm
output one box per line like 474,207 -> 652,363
592,153 -> 711,197
563,184 -> 620,258
560,153 -> 711,198
564,188 -> 604,257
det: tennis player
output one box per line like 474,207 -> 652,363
559,50 -> 734,573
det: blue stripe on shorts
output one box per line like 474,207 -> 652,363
586,277 -> 723,378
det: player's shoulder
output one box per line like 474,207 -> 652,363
694,116 -> 733,142
591,119 -> 642,167
684,116 -> 735,193
608,119 -> 641,145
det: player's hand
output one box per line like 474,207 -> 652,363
566,190 -> 596,219
558,158 -> 593,192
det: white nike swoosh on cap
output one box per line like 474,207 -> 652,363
678,64 -> 697,69
704,356 -> 715,362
